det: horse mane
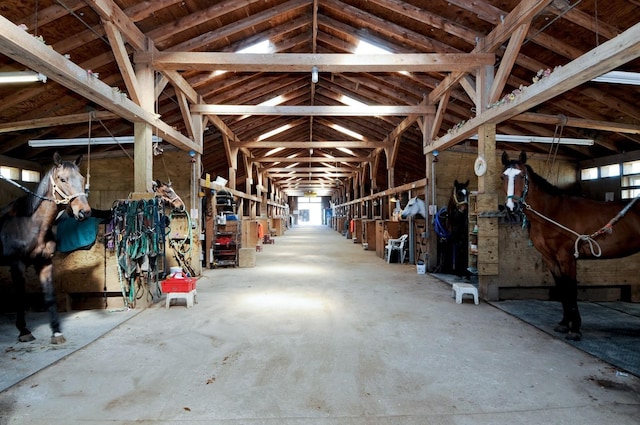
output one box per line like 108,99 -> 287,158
525,164 -> 566,196
9,165 -> 57,217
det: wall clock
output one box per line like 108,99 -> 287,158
474,155 -> 487,177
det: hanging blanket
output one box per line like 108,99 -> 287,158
56,216 -> 101,253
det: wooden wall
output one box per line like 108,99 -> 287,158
485,223 -> 640,302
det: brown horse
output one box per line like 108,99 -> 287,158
0,153 -> 91,344
152,180 -> 185,211
502,151 -> 640,341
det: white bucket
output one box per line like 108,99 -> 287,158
416,261 -> 426,275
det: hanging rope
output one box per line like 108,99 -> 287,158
96,117 -> 134,161
86,111 -> 92,195
544,114 -> 567,183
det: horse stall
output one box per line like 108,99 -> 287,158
375,219 -> 410,261
362,219 -> 376,251
429,150 -> 640,305
0,151 -> 199,314
484,221 -> 640,302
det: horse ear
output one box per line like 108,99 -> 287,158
74,155 -> 83,166
454,179 -> 459,185
53,152 -> 62,166
519,151 -> 527,164
501,151 -> 509,166
465,179 -> 469,186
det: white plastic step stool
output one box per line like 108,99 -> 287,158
452,283 -> 479,305
165,289 -> 197,309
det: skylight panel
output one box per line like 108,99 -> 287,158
264,147 -> 285,156
355,40 -> 391,55
258,124 -> 292,141
337,147 -> 356,156
238,40 -> 273,54
330,124 -> 363,141
340,94 -> 367,107
355,40 -> 409,75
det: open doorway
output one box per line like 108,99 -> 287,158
297,196 -> 323,225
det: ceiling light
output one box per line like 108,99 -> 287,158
29,136 -> 162,147
591,71 -> 640,85
469,134 -> 593,146
0,71 -> 47,84
311,66 -> 319,84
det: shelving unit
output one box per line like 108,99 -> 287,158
212,219 -> 241,268
467,192 -> 479,276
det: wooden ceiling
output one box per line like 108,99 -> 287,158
0,0 -> 639,196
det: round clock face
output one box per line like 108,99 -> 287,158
474,156 -> 487,176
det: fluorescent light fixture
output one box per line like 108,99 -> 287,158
311,66 -> 319,84
29,136 -> 162,147
591,71 -> 640,85
469,134 -> 593,146
0,71 -> 47,84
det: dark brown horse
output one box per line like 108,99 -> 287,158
0,153 -> 91,344
447,180 -> 470,278
502,151 -> 640,341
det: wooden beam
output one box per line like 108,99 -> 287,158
137,52 -> 495,72
0,111 -> 118,133
193,104 -> 434,116
231,141 -> 385,148
264,167 -> 353,172
426,21 -> 640,153
102,20 -> 142,105
429,0 -> 553,103
254,156 -> 370,163
512,112 -> 640,134
0,15 -> 200,154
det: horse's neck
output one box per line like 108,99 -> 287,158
525,178 -> 560,212
31,176 -> 59,223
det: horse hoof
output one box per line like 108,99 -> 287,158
565,332 -> 582,342
553,324 -> 570,334
18,333 -> 35,342
51,333 -> 66,344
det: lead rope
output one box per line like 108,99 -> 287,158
521,201 -> 602,258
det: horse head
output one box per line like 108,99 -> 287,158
451,179 -> 470,213
401,197 -> 426,219
153,180 -> 185,211
501,151 -> 528,212
51,152 -> 91,221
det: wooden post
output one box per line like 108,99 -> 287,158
477,123 -> 500,300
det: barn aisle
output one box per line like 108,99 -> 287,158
1,224 -> 639,424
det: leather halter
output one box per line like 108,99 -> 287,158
452,187 -> 468,206
49,172 -> 86,205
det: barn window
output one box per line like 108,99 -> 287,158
580,167 -> 598,180
600,164 -> 620,178
621,160 -> 640,199
0,165 -> 19,180
21,169 -> 40,182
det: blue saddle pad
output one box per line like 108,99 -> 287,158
56,216 -> 101,253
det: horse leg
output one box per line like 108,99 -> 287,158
37,262 -> 65,344
11,262 -> 35,342
551,262 -> 582,341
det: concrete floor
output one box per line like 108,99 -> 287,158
1,224 -> 639,424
